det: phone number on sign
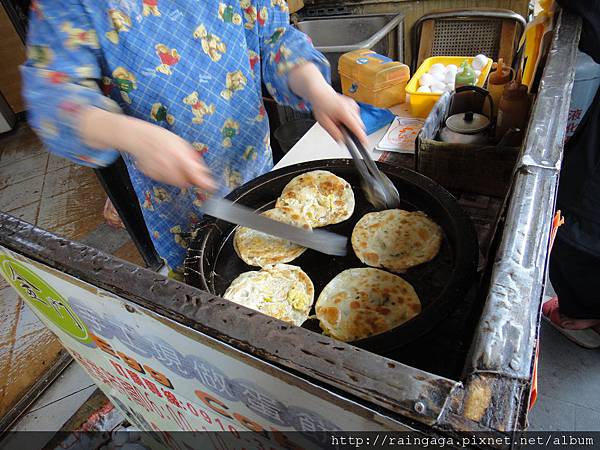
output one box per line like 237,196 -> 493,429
71,350 -> 305,450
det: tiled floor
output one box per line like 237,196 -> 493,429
0,287 -> 63,421
526,284 -> 600,431
0,122 -> 143,431
10,362 -> 96,432
1,122 -> 599,433
528,321 -> 600,430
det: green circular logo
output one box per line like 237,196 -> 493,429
0,255 -> 92,345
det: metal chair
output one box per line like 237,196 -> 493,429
411,9 -> 527,73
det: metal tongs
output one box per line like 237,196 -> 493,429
342,126 -> 401,210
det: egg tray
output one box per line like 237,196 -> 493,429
184,159 -> 478,354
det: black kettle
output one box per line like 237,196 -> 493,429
439,86 -> 495,145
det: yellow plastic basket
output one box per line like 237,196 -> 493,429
406,56 -> 493,118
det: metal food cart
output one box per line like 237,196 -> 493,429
0,9 -> 580,449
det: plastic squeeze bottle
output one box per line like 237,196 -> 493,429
455,60 -> 476,88
488,59 -> 512,117
496,79 -> 531,146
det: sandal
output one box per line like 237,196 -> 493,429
541,296 -> 600,349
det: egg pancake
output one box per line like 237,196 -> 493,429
223,264 -> 314,326
352,209 -> 442,272
234,208 -> 310,267
316,268 -> 421,342
275,170 -> 355,227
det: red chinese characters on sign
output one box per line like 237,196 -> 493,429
89,333 -> 174,390
566,108 -> 583,138
66,296 -> 344,444
71,351 -> 305,450
72,351 -> 153,413
568,109 -> 583,122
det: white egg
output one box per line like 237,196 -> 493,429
472,54 -> 488,71
430,81 -> 446,93
444,82 -> 455,92
417,85 -> 431,93
419,73 -> 434,87
446,64 -> 458,74
432,70 -> 446,82
444,71 -> 456,83
474,69 -> 482,79
430,63 -> 445,74
429,65 -> 445,80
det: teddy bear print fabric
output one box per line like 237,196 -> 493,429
22,0 -> 329,273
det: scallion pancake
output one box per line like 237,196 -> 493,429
316,268 -> 421,342
234,208 -> 310,267
352,209 -> 442,272
275,170 -> 354,228
223,264 -> 314,326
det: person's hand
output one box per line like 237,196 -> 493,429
310,87 -> 366,144
79,107 -> 215,190
124,121 -> 215,190
288,62 -> 367,144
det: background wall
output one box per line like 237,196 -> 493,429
301,0 -> 530,67
0,3 -> 26,113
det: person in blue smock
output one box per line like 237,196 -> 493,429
22,0 -> 365,277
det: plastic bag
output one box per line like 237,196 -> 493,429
358,102 -> 395,134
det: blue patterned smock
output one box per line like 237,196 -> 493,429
22,0 -> 329,273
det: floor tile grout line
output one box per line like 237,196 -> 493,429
1,182 -> 45,216
39,178 -> 99,201
39,163 -> 101,199
45,154 -> 72,174
36,207 -> 106,233
5,200 -> 43,215
0,297 -> 24,411
0,154 -> 49,192
0,146 -> 47,170
36,168 -> 106,233
45,166 -> 72,174
37,151 -> 52,227
37,148 -> 52,226
25,384 -> 96,415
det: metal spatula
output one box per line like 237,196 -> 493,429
342,126 -> 401,210
202,197 -> 348,256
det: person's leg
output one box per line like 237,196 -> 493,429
548,236 -> 600,328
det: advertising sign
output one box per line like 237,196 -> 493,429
0,246 -> 390,449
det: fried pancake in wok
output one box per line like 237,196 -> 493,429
275,170 -> 355,227
234,208 -> 310,267
223,264 -> 314,326
316,268 -> 421,342
352,209 -> 442,272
